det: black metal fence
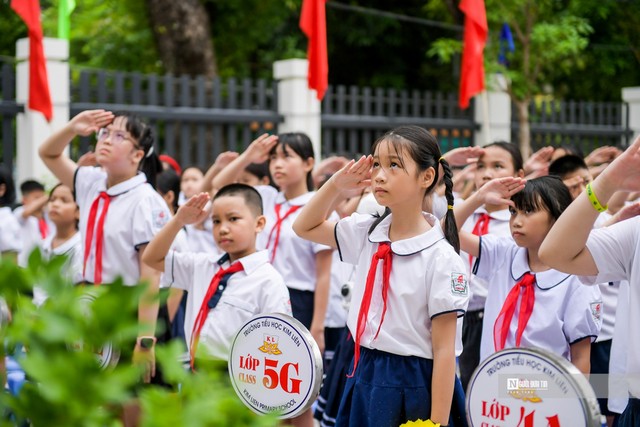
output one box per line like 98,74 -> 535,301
512,99 -> 633,155
321,85 -> 477,157
0,59 -> 23,170
69,68 -> 283,170
0,60 -> 635,171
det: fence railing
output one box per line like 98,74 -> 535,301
69,68 -> 283,169
321,85 -> 477,157
512,99 -> 632,155
0,60 -> 23,170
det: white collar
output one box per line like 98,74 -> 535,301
98,172 -> 147,197
216,250 -> 269,275
510,246 -> 572,290
475,206 -> 511,221
274,191 -> 314,206
368,211 -> 446,256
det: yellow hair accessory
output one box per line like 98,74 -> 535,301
447,205 -> 454,210
439,156 -> 445,163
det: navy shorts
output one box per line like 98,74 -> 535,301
336,347 -> 468,427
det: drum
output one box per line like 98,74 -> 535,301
228,313 -> 323,418
74,291 -> 120,369
466,347 -> 601,426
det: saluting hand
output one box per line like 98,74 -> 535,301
477,176 -> 526,207
70,109 -> 115,137
330,155 -> 373,194
244,133 -> 279,164
176,192 -> 211,226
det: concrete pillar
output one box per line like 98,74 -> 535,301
16,37 -> 70,190
622,87 -> 640,145
273,59 -> 322,161
474,74 -> 512,146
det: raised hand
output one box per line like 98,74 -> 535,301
70,110 -> 114,136
599,136 -> 640,192
585,145 -> 622,167
244,133 -> 279,164
610,202 -> 640,225
524,146 -> 554,175
477,177 -> 526,207
443,146 -> 485,167
176,192 -> 211,226
330,155 -> 372,194
213,151 -> 240,169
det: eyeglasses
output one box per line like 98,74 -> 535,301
96,128 -> 133,145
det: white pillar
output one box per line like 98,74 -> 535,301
474,74 -> 512,146
622,87 -> 640,144
273,59 -> 322,161
16,37 -> 70,190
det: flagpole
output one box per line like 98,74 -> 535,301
480,90 -> 491,145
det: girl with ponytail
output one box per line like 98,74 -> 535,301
39,110 -> 171,384
294,125 -> 469,427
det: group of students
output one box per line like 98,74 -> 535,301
2,107 -> 640,427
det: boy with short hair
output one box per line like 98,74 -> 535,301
548,154 -> 593,201
14,179 -> 55,267
142,183 -> 291,367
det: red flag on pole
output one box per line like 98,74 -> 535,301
300,0 -> 328,100
458,0 -> 488,110
11,0 -> 53,121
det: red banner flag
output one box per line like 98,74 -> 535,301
458,0 -> 488,110
11,0 -> 53,121
300,0 -> 328,100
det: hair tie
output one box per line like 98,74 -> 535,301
145,145 -> 155,158
447,205 -> 454,210
439,156 -> 445,163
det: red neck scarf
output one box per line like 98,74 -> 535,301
38,217 -> 49,239
190,261 -> 244,370
349,242 -> 392,377
83,192 -> 111,284
266,203 -> 301,262
493,272 -> 536,351
469,213 -> 491,267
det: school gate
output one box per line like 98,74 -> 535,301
0,58 -> 635,172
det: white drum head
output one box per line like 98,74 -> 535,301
228,313 -> 323,418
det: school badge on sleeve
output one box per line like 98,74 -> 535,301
451,272 -> 468,296
228,313 -> 323,418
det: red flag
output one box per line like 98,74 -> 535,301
300,0 -> 328,100
11,0 -> 53,121
458,0 -> 488,110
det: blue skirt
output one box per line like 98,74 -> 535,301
335,347 -> 468,427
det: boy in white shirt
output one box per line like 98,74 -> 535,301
143,183 -> 291,367
14,179 -> 55,267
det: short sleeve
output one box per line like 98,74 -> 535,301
474,234 -> 515,282
563,282 -> 602,344
74,167 -> 105,205
260,275 -> 292,316
255,185 -> 278,212
335,212 -> 375,264
579,217 -> 639,285
0,211 -> 22,253
131,192 -> 172,249
312,211 -> 340,254
427,248 -> 470,318
164,251 -> 212,291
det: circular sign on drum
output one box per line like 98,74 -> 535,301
466,347 -> 601,427
228,313 -> 323,419
75,291 -> 120,369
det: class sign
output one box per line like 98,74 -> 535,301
228,313 -> 323,418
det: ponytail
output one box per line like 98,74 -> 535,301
139,145 -> 162,190
439,158 -> 460,254
116,111 -> 161,189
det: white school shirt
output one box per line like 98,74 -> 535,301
461,207 -> 512,311
34,232 -> 83,305
0,207 -> 22,254
13,207 -> 55,267
476,235 -> 602,363
159,227 -> 189,289
579,216 -> 640,398
256,186 -> 334,292
164,249 -> 292,360
608,280 -> 629,414
591,211 -> 619,342
336,212 -> 469,359
325,250 -> 353,328
74,167 -> 171,285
